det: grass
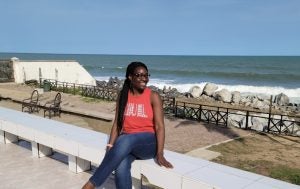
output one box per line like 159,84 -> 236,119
270,165 -> 300,185
208,133 -> 300,185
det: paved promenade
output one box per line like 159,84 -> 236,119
0,141 -> 115,189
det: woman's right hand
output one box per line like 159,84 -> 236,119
156,153 -> 173,168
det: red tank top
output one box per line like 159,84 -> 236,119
123,87 -> 154,134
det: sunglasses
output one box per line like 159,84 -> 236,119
133,73 -> 151,79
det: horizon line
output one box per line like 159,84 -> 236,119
1,51 -> 300,57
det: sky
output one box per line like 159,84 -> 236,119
0,0 -> 300,56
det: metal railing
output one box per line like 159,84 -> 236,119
173,100 -> 300,136
39,78 -> 118,101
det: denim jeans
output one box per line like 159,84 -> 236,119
89,132 -> 157,189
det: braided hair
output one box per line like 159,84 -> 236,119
117,61 -> 148,134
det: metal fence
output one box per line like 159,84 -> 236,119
39,78 -> 118,101
173,100 -> 300,136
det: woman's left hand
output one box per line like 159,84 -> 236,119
156,153 -> 173,168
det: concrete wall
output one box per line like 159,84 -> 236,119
11,58 -> 96,86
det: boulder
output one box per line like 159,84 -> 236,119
107,77 -> 123,89
163,86 -> 171,93
203,83 -> 218,96
227,111 -> 246,128
189,86 -> 202,98
274,93 -> 289,106
214,89 -> 232,103
96,80 -> 107,87
251,116 -> 268,131
184,92 -> 193,98
250,99 -> 269,110
199,94 -> 216,102
232,91 -> 241,104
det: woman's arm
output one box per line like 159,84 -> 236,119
151,91 -> 173,168
106,96 -> 120,150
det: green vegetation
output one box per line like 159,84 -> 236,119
208,133 -> 300,185
270,165 -> 300,185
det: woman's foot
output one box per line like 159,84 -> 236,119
82,181 -> 95,189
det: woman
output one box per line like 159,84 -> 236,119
82,61 -> 173,189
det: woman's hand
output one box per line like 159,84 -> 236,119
156,153 -> 173,168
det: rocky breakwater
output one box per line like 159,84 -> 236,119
182,83 -> 300,136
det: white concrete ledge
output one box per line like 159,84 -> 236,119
0,107 -> 298,189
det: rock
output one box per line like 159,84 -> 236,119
251,116 -> 268,131
214,89 -> 232,103
163,86 -> 170,93
189,86 -> 202,98
96,80 -> 107,87
199,94 -> 216,102
240,95 -> 253,104
232,91 -> 241,104
184,92 -> 193,98
274,93 -> 289,106
203,83 -> 218,96
250,99 -> 269,110
107,77 -> 123,89
227,111 -> 246,128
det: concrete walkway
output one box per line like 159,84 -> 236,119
0,140 -> 116,189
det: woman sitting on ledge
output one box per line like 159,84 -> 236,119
82,61 -> 173,189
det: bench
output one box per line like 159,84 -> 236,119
44,92 -> 62,118
21,89 -> 39,113
0,107 -> 298,189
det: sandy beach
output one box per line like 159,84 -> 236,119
0,83 -> 250,155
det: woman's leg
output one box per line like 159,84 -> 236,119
114,132 -> 157,189
89,132 -> 156,188
89,135 -> 133,187
115,154 -> 136,189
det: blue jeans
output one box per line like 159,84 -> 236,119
89,132 -> 157,189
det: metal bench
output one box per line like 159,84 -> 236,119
21,90 -> 39,113
44,92 -> 61,118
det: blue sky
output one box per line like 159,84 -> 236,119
1,0 -> 300,55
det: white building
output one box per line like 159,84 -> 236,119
11,57 -> 96,86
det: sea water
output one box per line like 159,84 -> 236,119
1,53 -> 299,103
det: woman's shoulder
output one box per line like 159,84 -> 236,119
149,88 -> 161,103
147,87 -> 157,95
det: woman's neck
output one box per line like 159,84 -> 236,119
130,88 -> 145,96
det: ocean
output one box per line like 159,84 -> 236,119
1,53 -> 300,103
